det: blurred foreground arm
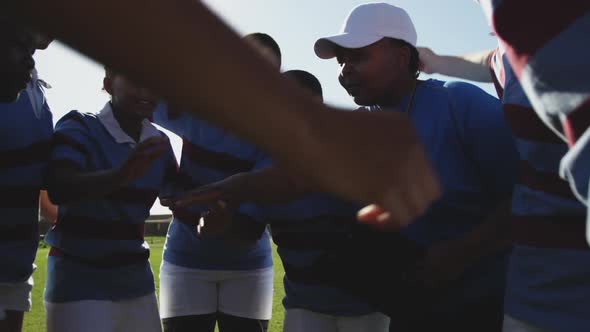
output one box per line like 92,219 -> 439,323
8,0 -> 440,227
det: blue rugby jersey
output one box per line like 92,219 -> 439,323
44,104 -> 177,302
0,89 -> 53,283
152,104 -> 271,270
382,79 -> 518,312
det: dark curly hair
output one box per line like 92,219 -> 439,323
283,70 -> 323,102
244,32 -> 282,67
387,38 -> 420,78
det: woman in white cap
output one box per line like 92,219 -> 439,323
314,3 -> 518,331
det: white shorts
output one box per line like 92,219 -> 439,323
44,293 -> 161,332
159,261 -> 273,320
0,277 -> 33,312
283,308 -> 390,332
503,314 -> 548,332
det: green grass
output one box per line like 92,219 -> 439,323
23,237 -> 286,332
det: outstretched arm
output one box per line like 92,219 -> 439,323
9,0 -> 439,228
418,47 -> 494,83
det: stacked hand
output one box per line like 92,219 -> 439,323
197,200 -> 234,238
118,137 -> 169,182
309,110 -> 440,229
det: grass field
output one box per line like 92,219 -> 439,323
22,236 -> 287,332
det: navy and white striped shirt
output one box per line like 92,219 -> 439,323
242,194 -> 377,316
490,46 -> 590,331
44,104 -> 177,302
0,88 -> 53,283
480,1 -> 590,209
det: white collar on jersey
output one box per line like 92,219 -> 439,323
25,68 -> 47,119
97,102 -> 160,144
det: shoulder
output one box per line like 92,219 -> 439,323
422,80 -> 502,129
156,129 -> 170,139
440,80 -> 500,111
411,79 -> 472,111
443,80 -> 489,97
55,110 -> 98,131
416,79 -> 456,100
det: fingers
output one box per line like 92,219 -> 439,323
418,160 -> 441,205
357,204 -> 387,223
402,150 -> 440,218
118,137 -> 170,182
160,182 -> 223,207
357,188 -> 414,230
416,47 -> 434,59
416,47 -> 436,74
135,140 -> 168,162
396,149 -> 440,222
370,188 -> 430,229
127,137 -> 168,167
169,186 -> 223,208
217,200 -> 227,209
198,200 -> 231,238
357,147 -> 441,230
357,204 -> 396,231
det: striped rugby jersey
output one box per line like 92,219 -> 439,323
481,1 -> 590,211
44,104 -> 177,302
241,192 -> 378,316
490,46 -> 590,330
0,87 -> 53,283
152,103 -> 272,271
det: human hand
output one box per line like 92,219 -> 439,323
197,200 -> 234,238
118,136 -> 168,182
303,110 -> 440,230
413,239 -> 472,288
417,47 -> 440,75
160,173 -> 246,208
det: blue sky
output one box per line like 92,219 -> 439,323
33,0 -> 497,214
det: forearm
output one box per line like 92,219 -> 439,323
11,0 -> 437,221
221,213 -> 268,247
11,0 -> 318,164
39,190 -> 58,224
460,198 -> 512,264
434,50 -> 494,83
236,166 -> 310,204
46,168 -> 125,204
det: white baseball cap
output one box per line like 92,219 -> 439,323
314,2 -> 417,59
